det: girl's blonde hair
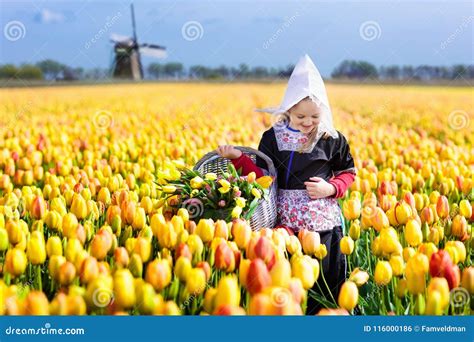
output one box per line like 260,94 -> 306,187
278,97 -> 330,152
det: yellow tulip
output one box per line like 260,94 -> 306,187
427,277 -> 450,310
62,213 -> 79,239
372,207 -> 389,232
342,199 -> 361,220
314,243 -> 327,260
291,256 -> 315,290
396,278 -> 407,298
418,242 -> 438,260
405,219 -> 423,247
379,227 -> 400,255
203,288 -> 218,314
113,269 -> 136,309
214,275 -> 240,309
338,281 -> 358,311
340,236 -> 354,255
71,194 -> 88,220
374,260 -> 393,286
231,206 -> 242,219
255,176 -> 273,189
46,236 -> 63,257
270,259 -> 292,288
251,188 -> 262,199
286,235 -> 302,255
349,268 -> 369,287
0,228 -> 8,251
231,219 -> 251,249
389,255 -> 405,276
27,230 -> 46,265
187,234 -> 204,257
190,176 -> 204,189
425,290 -> 443,315
132,207 -> 146,230
195,219 -> 215,243
175,256 -> 192,282
185,268 -> 207,295
459,199 -> 472,219
349,220 -> 361,240
394,201 -> 412,225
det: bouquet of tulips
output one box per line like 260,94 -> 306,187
155,162 -> 274,222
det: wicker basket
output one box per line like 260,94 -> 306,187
193,146 -> 278,230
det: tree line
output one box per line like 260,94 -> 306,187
1,59 -> 472,81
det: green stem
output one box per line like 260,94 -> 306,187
365,231 -> 372,272
320,269 -> 337,306
381,286 -> 386,315
36,265 -> 42,291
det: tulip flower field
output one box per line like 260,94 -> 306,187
0,83 -> 472,316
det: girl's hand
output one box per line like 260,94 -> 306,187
304,177 -> 336,199
216,145 -> 243,159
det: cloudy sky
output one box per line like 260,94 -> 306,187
0,0 -> 472,76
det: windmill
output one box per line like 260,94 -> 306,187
110,4 -> 167,80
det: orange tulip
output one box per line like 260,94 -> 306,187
214,242 -> 235,272
301,230 -> 320,255
31,195 -> 47,220
451,215 -> 467,239
4,248 -> 27,277
80,256 -> 99,284
436,195 -> 449,219
24,291 -> 49,315
145,259 -> 171,291
461,267 -> 474,294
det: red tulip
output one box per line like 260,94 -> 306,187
250,236 -> 275,270
175,242 -> 192,261
444,265 -> 461,290
429,250 -> 453,278
246,259 -> 271,295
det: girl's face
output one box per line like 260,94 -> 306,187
288,99 -> 321,134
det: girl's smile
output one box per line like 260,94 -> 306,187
288,98 -> 321,134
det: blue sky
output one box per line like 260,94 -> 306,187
0,0 -> 472,77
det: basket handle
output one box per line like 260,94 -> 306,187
193,146 -> 277,177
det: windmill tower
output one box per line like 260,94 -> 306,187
110,4 -> 167,80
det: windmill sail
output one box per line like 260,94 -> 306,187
139,44 -> 167,59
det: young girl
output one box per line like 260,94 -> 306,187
216,54 -> 356,314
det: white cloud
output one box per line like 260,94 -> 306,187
35,9 -> 66,24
